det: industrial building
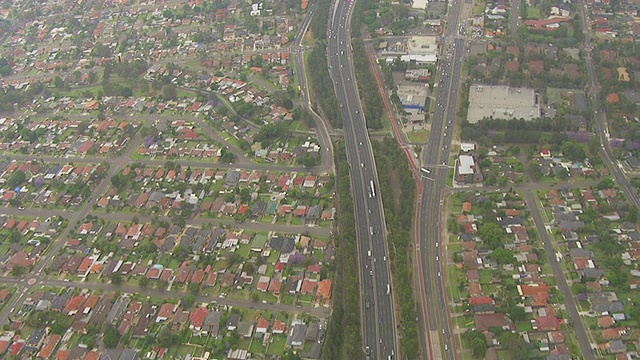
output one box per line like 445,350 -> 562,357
397,85 -> 428,111
466,84 -> 540,124
380,36 -> 439,65
455,154 -> 483,184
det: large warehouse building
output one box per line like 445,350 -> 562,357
466,84 -> 540,124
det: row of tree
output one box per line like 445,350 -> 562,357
350,39 -> 385,129
307,42 -> 343,128
322,141 -> 362,359
373,138 -> 419,358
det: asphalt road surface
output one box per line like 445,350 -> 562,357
328,0 -> 398,358
416,0 -> 465,357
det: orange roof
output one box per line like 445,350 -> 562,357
316,279 -> 332,299
84,294 -> 99,310
606,92 -> 619,103
37,334 -> 60,359
83,350 -> 100,360
55,349 -> 69,360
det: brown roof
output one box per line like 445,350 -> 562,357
475,313 -> 507,331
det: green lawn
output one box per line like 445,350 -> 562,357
479,269 -> 493,284
406,128 -> 429,143
281,294 -> 295,305
267,334 -> 287,355
526,6 -> 542,19
236,244 -> 251,258
515,321 -> 533,332
250,337 -> 265,353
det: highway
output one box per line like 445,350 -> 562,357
291,1 -> 336,176
327,0 -> 398,358
416,0 -> 465,358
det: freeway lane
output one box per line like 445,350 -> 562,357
327,0 -> 398,358
417,0 -> 465,357
291,1 -> 335,176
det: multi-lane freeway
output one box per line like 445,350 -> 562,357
416,0 -> 465,358
327,0 -> 398,359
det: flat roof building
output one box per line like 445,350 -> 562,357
411,0 -> 428,10
467,84 -> 540,124
456,154 -> 483,184
397,85 -> 428,111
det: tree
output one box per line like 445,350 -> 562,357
491,248 -> 514,264
561,141 -> 586,161
8,230 -> 21,243
10,265 -> 26,276
188,282 -> 200,295
462,330 -> 487,359
103,324 -> 120,348
498,332 -> 528,359
54,76 -> 65,89
162,84 -> 177,100
138,277 -> 149,288
120,86 -> 133,97
7,170 -> 26,188
478,223 -> 504,249
181,294 -> 195,308
110,272 -> 122,285
0,65 -> 11,76
157,327 -> 180,348
110,173 -> 127,189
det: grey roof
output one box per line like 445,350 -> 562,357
591,301 -> 624,314
24,328 -> 46,352
305,322 -> 319,341
205,227 -> 224,252
162,235 -> 176,252
286,323 -> 307,348
100,349 -> 139,360
270,236 -> 283,250
226,313 -> 240,328
204,311 -> 222,335
608,339 -> 626,353
306,205 -> 322,220
251,201 -> 267,216
224,170 -> 240,187
281,237 -> 295,253
107,295 -> 130,325
570,248 -> 594,259
580,268 -> 605,281
497,216 -> 523,227
558,220 -> 585,230
51,291 -> 71,311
